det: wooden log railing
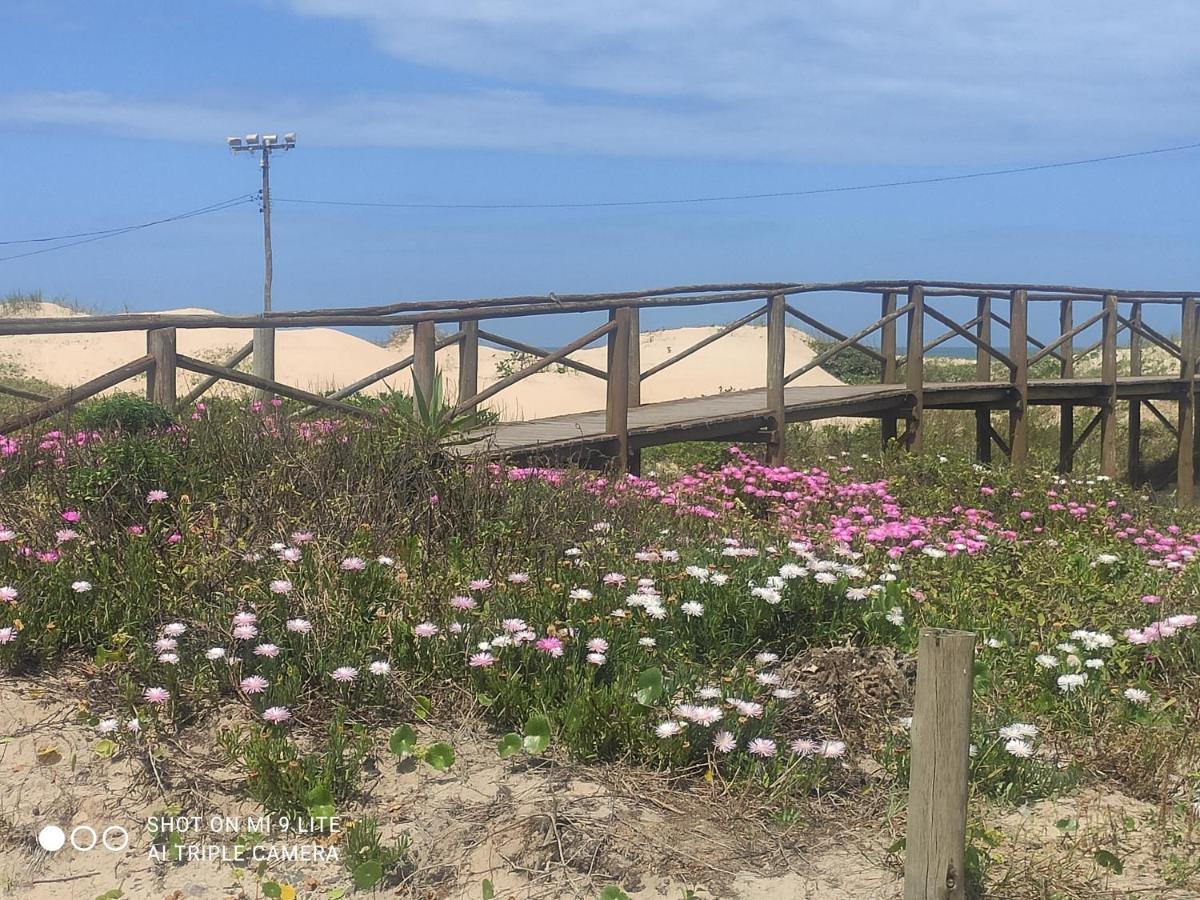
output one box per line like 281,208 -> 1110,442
2,278 -> 1200,499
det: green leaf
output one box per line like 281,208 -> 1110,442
599,887 -> 630,900
481,879 -> 495,900
93,646 -> 124,667
1094,849 -> 1124,874
93,739 -> 118,759
497,733 -> 522,759
94,891 -> 123,900
413,696 -> 433,721
262,883 -> 282,899
353,860 -> 383,891
327,889 -> 346,900
424,742 -> 455,771
388,725 -> 418,759
476,693 -> 496,707
522,714 -> 552,755
1055,817 -> 1078,833
635,667 -> 663,706
305,784 -> 336,821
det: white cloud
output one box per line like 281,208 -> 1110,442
2,2 -> 1199,162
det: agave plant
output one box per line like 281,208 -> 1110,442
404,371 -> 494,449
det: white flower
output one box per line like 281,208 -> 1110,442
999,723 -> 1038,740
1004,738 -> 1034,758
985,637 -> 1005,649
570,588 -> 593,601
71,580 -> 92,593
922,547 -> 947,559
96,718 -> 119,734
1123,687 -> 1151,706
1035,654 -> 1059,669
1084,658 -> 1104,669
755,652 -> 780,666
885,607 -> 905,627
205,647 -> 226,660
685,566 -> 711,582
655,721 -> 684,739
638,637 -> 656,648
1092,553 -> 1119,566
1057,673 -> 1088,692
368,660 -> 391,676
680,601 -> 704,618
709,573 -> 729,586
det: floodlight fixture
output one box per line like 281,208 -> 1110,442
227,136 -> 243,149
263,134 -> 279,146
244,133 -> 260,146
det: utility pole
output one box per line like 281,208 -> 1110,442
227,132 -> 295,393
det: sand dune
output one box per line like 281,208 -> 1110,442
0,302 -> 842,420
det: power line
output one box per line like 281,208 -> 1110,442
0,194 -> 258,262
274,140 -> 1200,211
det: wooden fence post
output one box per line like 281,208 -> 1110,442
606,308 -> 632,472
766,294 -> 787,466
1128,301 -> 1143,484
881,291 -> 899,449
412,320 -> 436,403
628,306 -> 642,409
903,285 -> 925,452
1058,300 -> 1075,473
1100,294 -> 1119,478
146,328 -> 177,410
905,628 -> 975,900
1008,290 -> 1029,468
252,326 -> 275,401
457,319 -> 479,412
1179,297 -> 1196,505
974,295 -> 992,463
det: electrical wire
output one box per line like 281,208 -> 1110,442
273,140 -> 1200,210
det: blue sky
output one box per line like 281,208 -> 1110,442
0,1 -> 1197,344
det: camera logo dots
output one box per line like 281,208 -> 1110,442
36,824 -> 129,853
37,825 -> 66,852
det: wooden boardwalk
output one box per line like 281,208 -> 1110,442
460,376 -> 1192,461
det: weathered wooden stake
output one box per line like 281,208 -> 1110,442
146,327 -> 177,409
627,306 -> 642,408
606,307 -> 632,472
905,628 -> 975,900
973,296 -> 991,463
903,286 -> 925,452
412,320 -> 436,403
881,291 -> 899,449
1128,301 -> 1143,485
457,319 -> 479,411
1008,290 -> 1029,467
1178,297 -> 1197,505
1058,300 -> 1075,473
766,294 -> 787,466
252,327 -> 275,401
1100,294 -> 1119,478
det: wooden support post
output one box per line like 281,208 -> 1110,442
1058,300 -> 1075,473
973,296 -> 991,464
252,327 -> 275,401
903,285 -> 924,452
1128,301 -> 1143,485
1008,290 -> 1029,468
627,306 -> 642,408
904,628 -> 975,900
412,320 -> 436,403
1100,294 -> 1119,478
766,294 -> 787,466
880,291 -> 899,449
1178,297 -> 1196,505
457,319 -> 479,411
606,307 -> 632,472
146,327 -> 177,410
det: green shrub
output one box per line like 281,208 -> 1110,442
75,392 -> 174,434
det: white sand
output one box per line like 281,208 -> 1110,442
0,302 -> 842,418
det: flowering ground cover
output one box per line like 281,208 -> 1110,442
1,399 -> 1199,898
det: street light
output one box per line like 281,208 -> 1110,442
227,130 -> 296,315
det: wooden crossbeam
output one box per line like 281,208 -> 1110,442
924,313 -> 983,355
1073,321 -> 1128,363
1070,410 -> 1103,458
642,304 -> 770,380
479,329 -> 607,380
0,355 -> 155,434
453,319 -> 616,416
323,330 -> 463,405
1142,399 -> 1180,438
784,304 -> 886,363
176,340 -> 254,409
987,424 -> 1011,458
1117,314 -> 1183,362
176,354 -> 375,420
785,303 -> 913,384
0,382 -> 50,403
925,306 -> 1015,371
988,312 -> 1066,365
1028,310 -> 1106,367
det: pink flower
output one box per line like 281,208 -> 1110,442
414,622 -> 439,638
587,638 -> 609,653
269,579 -> 293,594
469,652 -> 496,668
262,706 -> 292,725
330,666 -> 358,683
712,731 -> 737,753
0,627 -> 15,644
253,643 -> 280,658
791,738 -> 819,756
340,557 -> 366,571
240,675 -> 269,694
820,740 -> 847,758
747,738 -> 777,758
61,510 -> 81,523
507,572 -> 530,584
142,687 -> 170,705
286,618 -> 312,634
146,490 -> 169,503
450,596 -> 477,611
469,579 -> 492,591
535,636 -> 564,657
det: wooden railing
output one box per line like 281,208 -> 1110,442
2,280 -> 1200,498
